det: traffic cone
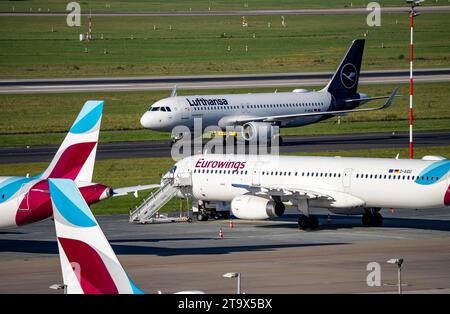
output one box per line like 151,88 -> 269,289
228,219 -> 234,229
218,225 -> 223,239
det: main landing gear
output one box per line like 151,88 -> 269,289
298,214 -> 319,231
296,198 -> 319,231
362,208 -> 383,227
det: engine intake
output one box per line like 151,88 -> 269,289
242,122 -> 273,142
231,195 -> 285,220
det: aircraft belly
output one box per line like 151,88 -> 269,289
351,181 -> 446,209
192,176 -> 242,201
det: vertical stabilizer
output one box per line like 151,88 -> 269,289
42,100 -> 104,182
49,178 -> 143,294
323,39 -> 365,98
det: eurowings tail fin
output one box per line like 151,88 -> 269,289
42,101 -> 104,182
49,178 -> 144,294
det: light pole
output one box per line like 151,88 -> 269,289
387,258 -> 404,294
406,0 -> 423,159
223,272 -> 241,294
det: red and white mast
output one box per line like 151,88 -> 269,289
407,0 -> 422,159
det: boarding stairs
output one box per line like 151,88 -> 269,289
129,172 -> 192,224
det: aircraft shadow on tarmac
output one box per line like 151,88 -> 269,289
264,214 -> 450,232
0,231 -> 23,235
0,239 -> 345,256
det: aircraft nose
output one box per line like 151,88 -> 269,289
140,112 -> 152,128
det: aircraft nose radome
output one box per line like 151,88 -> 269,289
140,113 -> 150,128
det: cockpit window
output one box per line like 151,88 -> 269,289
149,106 -> 171,112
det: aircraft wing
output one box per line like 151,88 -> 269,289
232,183 -> 332,200
232,88 -> 398,124
231,183 -> 365,208
112,184 -> 159,197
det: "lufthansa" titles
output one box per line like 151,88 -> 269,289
186,97 -> 229,106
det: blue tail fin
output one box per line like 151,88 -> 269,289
323,39 -> 365,99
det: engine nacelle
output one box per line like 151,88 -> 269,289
241,122 -> 273,142
231,195 -> 285,220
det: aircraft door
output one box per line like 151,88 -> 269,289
342,168 -> 352,189
252,163 -> 262,186
179,100 -> 191,120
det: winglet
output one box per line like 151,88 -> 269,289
382,88 -> 399,110
49,178 -> 144,294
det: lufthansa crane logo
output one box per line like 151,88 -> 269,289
340,63 -> 358,89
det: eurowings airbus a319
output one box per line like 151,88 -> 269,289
140,39 -> 397,145
163,151 -> 450,230
0,101 -> 156,229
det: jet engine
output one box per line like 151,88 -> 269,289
241,122 -> 273,142
231,195 -> 285,220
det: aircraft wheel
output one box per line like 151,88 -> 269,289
197,212 -> 208,222
373,212 -> 383,227
298,215 -> 310,230
309,215 -> 319,230
362,212 -> 373,227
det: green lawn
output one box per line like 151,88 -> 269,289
1,145 -> 449,215
1,81 -> 449,147
0,12 -> 449,78
0,1 -> 445,13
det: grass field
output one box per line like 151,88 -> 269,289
1,12 -> 449,78
0,81 -> 449,147
0,1 -> 445,13
1,145 -> 449,215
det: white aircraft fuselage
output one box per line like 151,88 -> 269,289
141,91 -> 336,132
170,154 -> 450,219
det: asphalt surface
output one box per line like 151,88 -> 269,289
1,207 -> 449,293
1,68 -> 449,94
2,6 -> 450,16
0,131 -> 448,164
